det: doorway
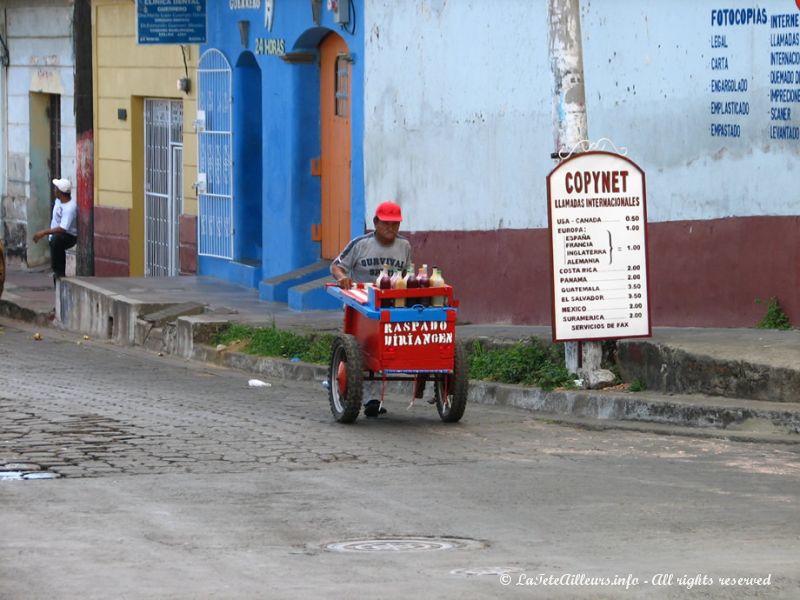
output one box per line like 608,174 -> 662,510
28,93 -> 61,267
144,98 -> 183,276
319,33 -> 352,259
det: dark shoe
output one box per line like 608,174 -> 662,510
364,399 -> 387,417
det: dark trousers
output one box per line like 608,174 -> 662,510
49,232 -> 77,278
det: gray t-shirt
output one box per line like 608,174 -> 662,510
331,233 -> 412,283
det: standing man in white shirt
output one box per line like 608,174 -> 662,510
33,178 -> 78,284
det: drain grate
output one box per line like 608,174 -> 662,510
0,463 -> 59,481
450,567 -> 522,577
325,537 -> 484,553
0,471 -> 59,480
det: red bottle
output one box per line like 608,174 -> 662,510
377,263 -> 392,307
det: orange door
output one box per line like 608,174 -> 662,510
320,33 -> 351,259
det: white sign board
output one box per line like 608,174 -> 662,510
547,151 -> 651,342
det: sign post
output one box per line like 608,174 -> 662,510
547,151 -> 651,343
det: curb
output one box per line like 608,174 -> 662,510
3,294 -> 798,445
192,342 -> 800,444
0,300 -> 53,327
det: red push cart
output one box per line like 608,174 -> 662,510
326,283 -> 468,423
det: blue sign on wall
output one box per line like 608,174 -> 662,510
137,0 -> 207,45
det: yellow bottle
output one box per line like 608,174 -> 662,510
393,268 -> 407,307
430,265 -> 446,307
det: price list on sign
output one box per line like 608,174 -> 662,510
546,151 -> 651,342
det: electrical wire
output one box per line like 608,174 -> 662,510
0,33 -> 9,67
180,44 -> 189,79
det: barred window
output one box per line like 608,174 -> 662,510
335,55 -> 350,117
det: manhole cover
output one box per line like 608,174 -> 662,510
325,537 -> 483,553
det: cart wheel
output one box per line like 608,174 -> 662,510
435,340 -> 468,423
329,334 -> 363,423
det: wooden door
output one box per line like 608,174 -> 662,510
320,33 -> 351,259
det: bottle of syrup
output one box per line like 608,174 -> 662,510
429,266 -> 446,307
376,263 -> 392,307
393,268 -> 407,308
416,264 -> 430,307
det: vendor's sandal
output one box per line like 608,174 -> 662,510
364,399 -> 387,417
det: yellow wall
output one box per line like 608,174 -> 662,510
92,0 -> 198,276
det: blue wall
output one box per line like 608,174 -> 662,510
201,1 -> 364,286
233,51 -> 262,263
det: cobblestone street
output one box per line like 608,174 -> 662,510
1,318 -> 799,599
1,318 -> 553,479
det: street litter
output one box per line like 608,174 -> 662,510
33,332 -> 42,341
248,379 -> 272,387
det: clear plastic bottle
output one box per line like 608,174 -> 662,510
430,266 -> 446,307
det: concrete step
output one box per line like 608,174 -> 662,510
259,260 -> 331,302
617,333 -> 800,403
287,274 -> 342,311
469,381 -> 800,438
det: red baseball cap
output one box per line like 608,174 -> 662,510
375,201 -> 403,222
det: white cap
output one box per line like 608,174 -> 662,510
52,178 -> 71,194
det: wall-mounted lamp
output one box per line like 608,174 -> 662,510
177,78 -> 191,94
239,20 -> 250,48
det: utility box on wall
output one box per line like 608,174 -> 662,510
331,0 -> 349,24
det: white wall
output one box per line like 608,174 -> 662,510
0,0 -> 75,262
6,2 -> 76,186
582,0 -> 799,222
364,0 -> 799,234
364,0 -> 555,232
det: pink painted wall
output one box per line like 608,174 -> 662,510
179,214 -> 197,275
407,215 -> 799,328
94,206 -> 129,276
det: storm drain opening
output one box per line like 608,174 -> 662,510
0,463 -> 60,481
450,567 -> 524,577
324,536 -> 486,553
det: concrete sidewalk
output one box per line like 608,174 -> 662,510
2,266 -> 799,442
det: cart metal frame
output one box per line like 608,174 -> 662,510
326,283 -> 468,423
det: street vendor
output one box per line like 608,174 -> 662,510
330,200 -> 411,290
330,201 -> 412,417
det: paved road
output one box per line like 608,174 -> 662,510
1,318 -> 798,599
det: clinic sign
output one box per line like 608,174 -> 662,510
547,151 -> 651,342
137,0 -> 207,45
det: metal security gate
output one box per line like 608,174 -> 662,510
197,49 -> 233,259
144,99 -> 183,276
